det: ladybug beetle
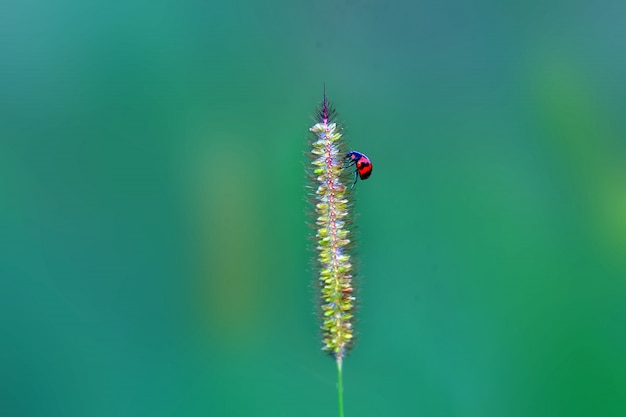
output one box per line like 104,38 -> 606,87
345,151 -> 372,188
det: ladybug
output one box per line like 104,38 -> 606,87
345,151 -> 373,188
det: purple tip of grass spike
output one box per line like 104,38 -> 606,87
319,83 -> 336,125
322,83 -> 329,124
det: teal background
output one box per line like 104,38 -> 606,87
1,1 -> 626,416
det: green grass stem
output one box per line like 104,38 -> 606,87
337,357 -> 344,417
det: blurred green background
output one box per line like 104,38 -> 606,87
1,0 -> 625,416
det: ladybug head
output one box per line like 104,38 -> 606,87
346,151 -> 362,161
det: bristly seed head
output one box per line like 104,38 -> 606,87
307,88 -> 356,359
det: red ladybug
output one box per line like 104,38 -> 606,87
345,151 -> 372,188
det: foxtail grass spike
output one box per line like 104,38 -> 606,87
307,88 -> 357,361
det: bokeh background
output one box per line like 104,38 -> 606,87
1,0 -> 626,416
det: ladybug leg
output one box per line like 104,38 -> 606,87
350,169 -> 358,189
343,157 -> 355,169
